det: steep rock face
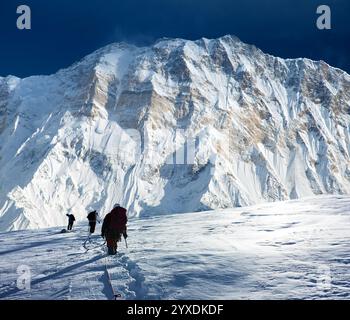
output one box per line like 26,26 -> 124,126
0,36 -> 350,230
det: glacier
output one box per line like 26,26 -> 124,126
0,195 -> 349,299
0,35 -> 350,231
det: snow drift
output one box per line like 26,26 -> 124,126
1,35 -> 350,231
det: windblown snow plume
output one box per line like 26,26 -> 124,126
0,35 -> 350,230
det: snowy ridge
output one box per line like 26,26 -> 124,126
0,35 -> 350,230
0,195 -> 349,299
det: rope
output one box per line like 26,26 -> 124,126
82,238 -> 90,251
82,236 -> 106,251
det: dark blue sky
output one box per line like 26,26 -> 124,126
0,0 -> 349,77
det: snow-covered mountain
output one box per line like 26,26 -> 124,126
1,35 -> 350,231
1,195 -> 349,300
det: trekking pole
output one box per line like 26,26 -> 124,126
124,238 -> 128,249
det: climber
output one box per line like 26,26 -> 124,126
66,213 -> 76,231
87,210 -> 101,235
101,203 -> 128,255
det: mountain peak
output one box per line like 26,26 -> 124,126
0,36 -> 349,231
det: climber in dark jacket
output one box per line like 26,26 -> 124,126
101,204 -> 128,255
66,213 -> 76,231
87,210 -> 100,234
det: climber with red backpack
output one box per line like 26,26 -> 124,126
101,203 -> 128,255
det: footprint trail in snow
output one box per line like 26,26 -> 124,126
0,195 -> 350,299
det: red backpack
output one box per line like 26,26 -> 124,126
109,207 -> 127,232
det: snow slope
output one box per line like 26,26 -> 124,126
0,195 -> 349,300
1,35 -> 350,231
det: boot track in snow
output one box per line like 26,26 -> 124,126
104,255 -> 123,300
82,235 -> 124,300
